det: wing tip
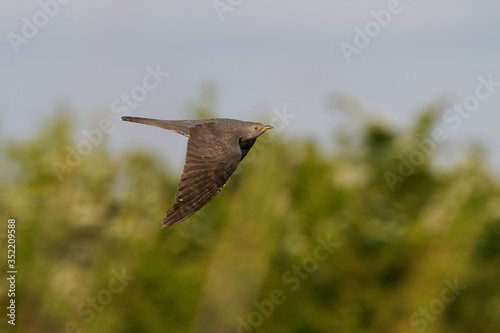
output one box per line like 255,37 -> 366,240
161,219 -> 182,229
161,218 -> 173,229
161,217 -> 174,228
161,207 -> 195,229
161,212 -> 182,229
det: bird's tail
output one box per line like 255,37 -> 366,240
121,116 -> 202,137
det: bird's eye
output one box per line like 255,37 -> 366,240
253,125 -> 259,130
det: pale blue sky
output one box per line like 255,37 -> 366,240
1,1 -> 499,170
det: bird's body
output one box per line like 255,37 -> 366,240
121,116 -> 273,228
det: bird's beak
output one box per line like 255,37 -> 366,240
262,125 -> 273,131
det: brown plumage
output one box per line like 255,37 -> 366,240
121,116 -> 273,228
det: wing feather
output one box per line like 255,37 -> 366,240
162,123 -> 241,228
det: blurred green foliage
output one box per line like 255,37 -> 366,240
1,104 -> 500,333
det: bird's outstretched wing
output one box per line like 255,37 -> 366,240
162,122 -> 242,228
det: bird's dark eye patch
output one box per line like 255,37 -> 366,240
253,125 -> 259,130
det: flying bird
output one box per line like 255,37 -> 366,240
121,116 -> 273,228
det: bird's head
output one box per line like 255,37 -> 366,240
241,122 -> 274,140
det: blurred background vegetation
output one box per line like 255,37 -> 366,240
1,94 -> 500,333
